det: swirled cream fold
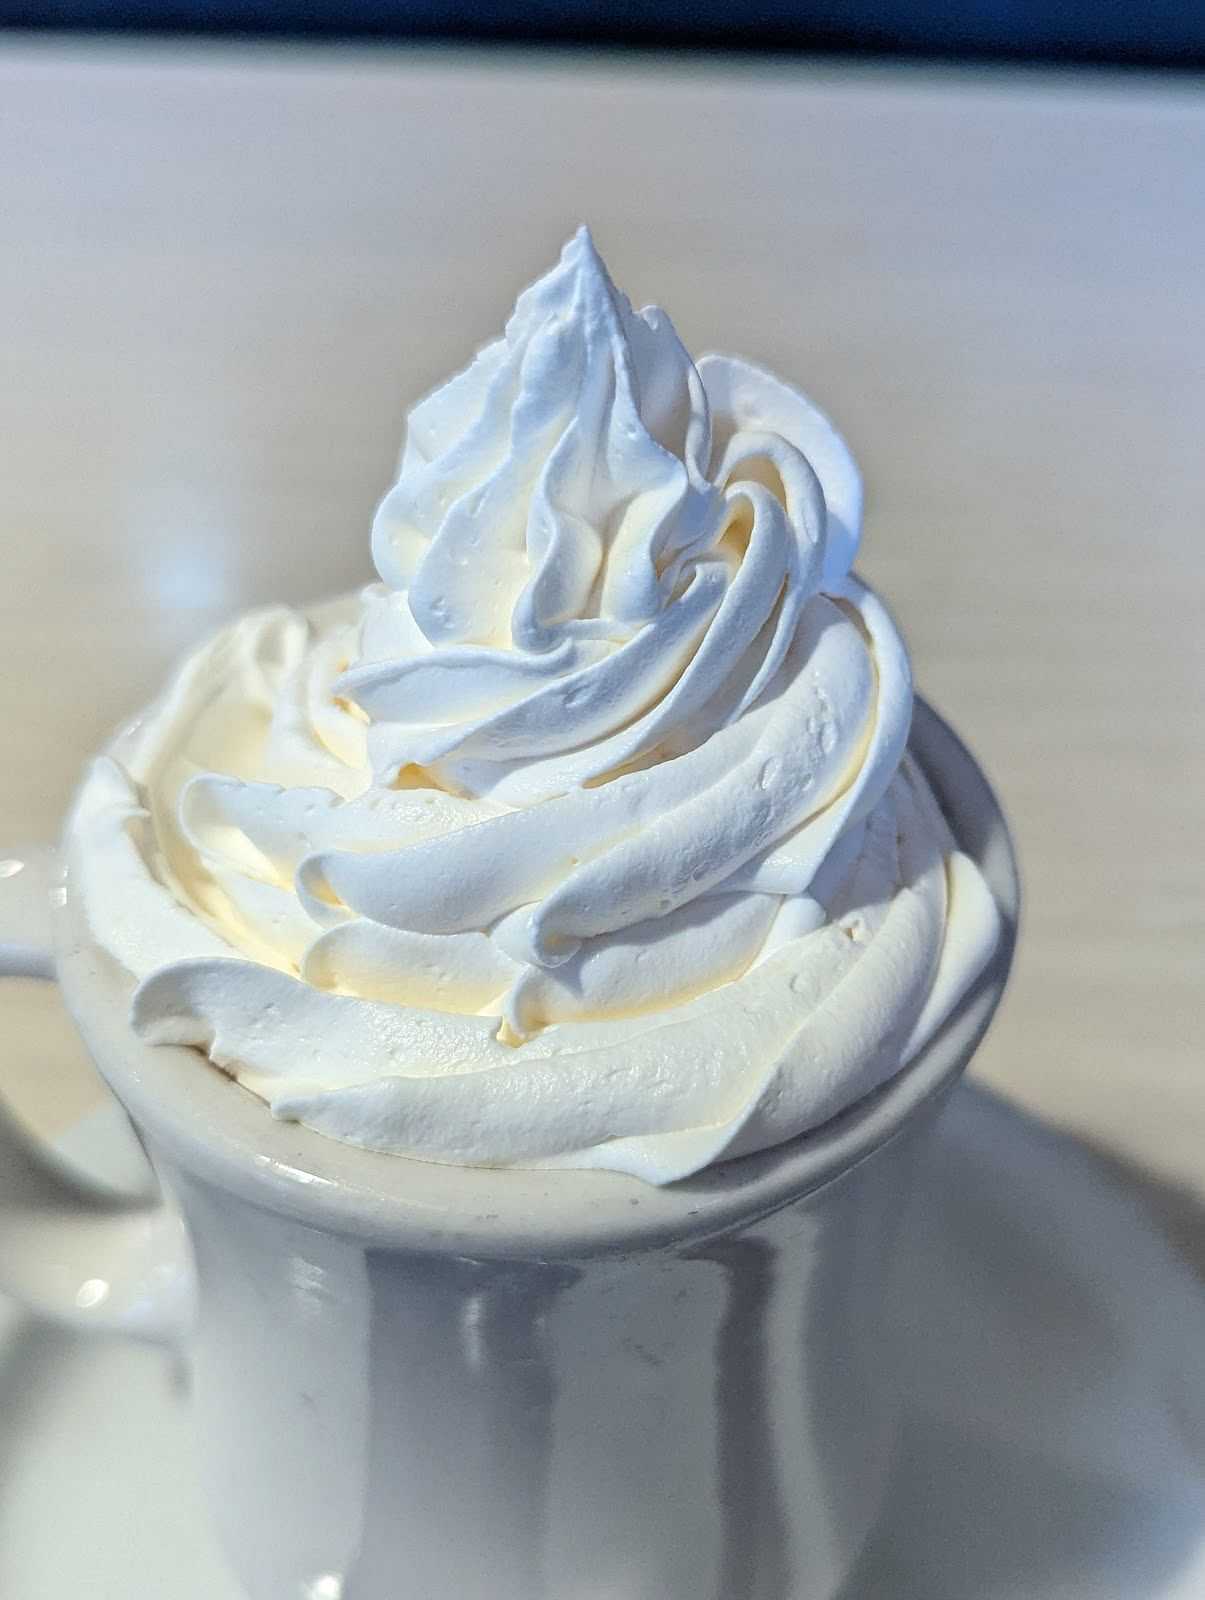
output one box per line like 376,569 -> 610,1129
71,227 -> 999,1183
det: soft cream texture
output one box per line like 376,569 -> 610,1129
71,227 -> 999,1183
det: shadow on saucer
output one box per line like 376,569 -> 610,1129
839,1084 -> 1205,1600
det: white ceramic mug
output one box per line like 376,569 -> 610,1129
0,701 -> 1016,1600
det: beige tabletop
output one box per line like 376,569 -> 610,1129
1,40 -> 1202,1233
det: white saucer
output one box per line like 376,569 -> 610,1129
2,1087 -> 1202,1599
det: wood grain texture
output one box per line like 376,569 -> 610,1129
1,41 -> 1202,1198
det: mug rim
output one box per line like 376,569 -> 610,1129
55,697 -> 1019,1262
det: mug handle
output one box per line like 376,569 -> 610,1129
0,844 -> 195,1342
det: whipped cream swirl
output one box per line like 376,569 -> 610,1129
71,228 -> 1000,1183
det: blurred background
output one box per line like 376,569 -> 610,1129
1,0 -> 1204,66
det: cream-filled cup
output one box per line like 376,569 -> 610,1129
0,231 -> 1016,1599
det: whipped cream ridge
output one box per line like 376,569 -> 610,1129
71,227 -> 1000,1184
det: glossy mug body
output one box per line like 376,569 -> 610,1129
5,701 -> 1017,1600
164,1107 -> 930,1600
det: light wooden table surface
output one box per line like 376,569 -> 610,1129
2,41 -> 1202,1225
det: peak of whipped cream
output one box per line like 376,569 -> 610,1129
70,228 -> 1000,1184
350,224 -> 862,805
